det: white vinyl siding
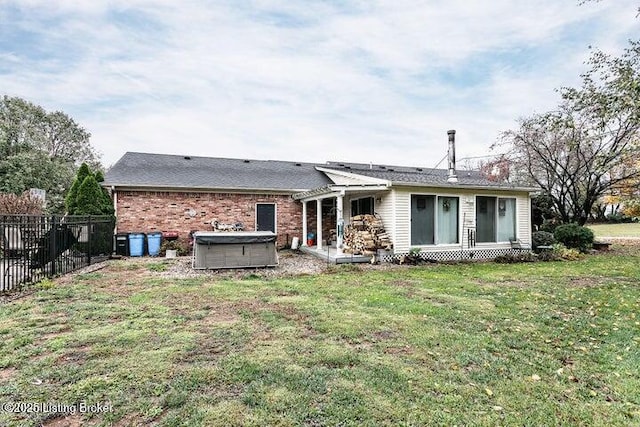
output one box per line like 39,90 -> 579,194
517,195 -> 532,246
460,195 -> 475,250
375,190 -> 395,244
394,191 -> 411,252
391,187 -> 532,253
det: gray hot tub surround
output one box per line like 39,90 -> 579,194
192,231 -> 278,269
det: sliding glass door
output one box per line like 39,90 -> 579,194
476,196 -> 516,243
411,195 -> 459,245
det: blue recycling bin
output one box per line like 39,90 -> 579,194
128,233 -> 145,257
146,232 -> 162,257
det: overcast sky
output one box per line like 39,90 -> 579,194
1,0 -> 638,169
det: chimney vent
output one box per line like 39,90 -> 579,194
447,130 -> 458,183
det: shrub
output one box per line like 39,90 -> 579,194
0,191 -> 44,214
532,231 -> 555,252
622,199 -> 640,218
494,252 -> 537,263
553,223 -> 594,253
536,250 -> 560,262
605,212 -> 633,223
551,243 -> 583,261
161,240 -> 188,256
539,219 -> 560,233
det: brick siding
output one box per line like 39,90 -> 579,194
116,191 -> 309,248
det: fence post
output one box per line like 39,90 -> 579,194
87,215 -> 92,265
50,216 -> 58,276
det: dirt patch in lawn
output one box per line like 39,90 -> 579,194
473,279 -> 530,288
0,367 -> 17,381
56,345 -> 91,366
200,309 -> 239,326
43,413 -> 87,427
39,328 -> 71,342
157,250 -> 329,280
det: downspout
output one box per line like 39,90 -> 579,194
111,186 -> 117,234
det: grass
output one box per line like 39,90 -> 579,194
588,222 -> 640,238
0,248 -> 639,426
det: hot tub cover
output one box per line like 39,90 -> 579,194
194,231 -> 277,245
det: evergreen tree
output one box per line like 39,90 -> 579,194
74,175 -> 104,215
94,169 -> 114,215
65,163 -> 91,214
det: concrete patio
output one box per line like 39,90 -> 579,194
299,245 -> 373,264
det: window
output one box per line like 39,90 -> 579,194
411,195 -> 459,245
256,203 -> 276,232
351,197 -> 374,216
476,196 -> 516,243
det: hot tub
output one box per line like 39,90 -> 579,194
192,231 -> 278,269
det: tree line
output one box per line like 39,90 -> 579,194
2,2 -> 638,225
0,96 -> 111,215
494,41 -> 640,226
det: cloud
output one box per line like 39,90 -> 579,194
0,0 -> 638,168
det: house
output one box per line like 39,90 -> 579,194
104,131 -> 538,261
102,153 -> 331,248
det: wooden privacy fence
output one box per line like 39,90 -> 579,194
0,215 -> 115,292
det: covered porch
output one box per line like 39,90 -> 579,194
293,183 -> 390,263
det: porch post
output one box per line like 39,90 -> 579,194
316,199 -> 323,251
336,192 -> 344,256
302,201 -> 308,247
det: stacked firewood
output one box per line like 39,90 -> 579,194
342,214 -> 392,255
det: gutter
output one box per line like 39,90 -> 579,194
391,181 -> 540,193
102,183 -> 312,194
292,183 -> 391,201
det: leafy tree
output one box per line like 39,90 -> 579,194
499,42 -> 640,225
0,96 -> 100,213
0,150 -> 76,213
0,96 -> 45,158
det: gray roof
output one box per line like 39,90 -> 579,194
323,161 -> 527,189
104,152 -> 332,191
104,152 -> 533,193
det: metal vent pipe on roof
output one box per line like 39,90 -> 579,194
447,130 -> 458,183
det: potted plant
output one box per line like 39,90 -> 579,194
161,240 -> 183,258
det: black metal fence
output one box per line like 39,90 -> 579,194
0,215 -> 115,292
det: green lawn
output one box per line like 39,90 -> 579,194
0,249 -> 639,426
588,222 -> 640,238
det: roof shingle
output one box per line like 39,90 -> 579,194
104,152 -> 332,191
104,153 -> 532,192
322,161 -> 520,188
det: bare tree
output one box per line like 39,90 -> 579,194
499,42 -> 640,225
